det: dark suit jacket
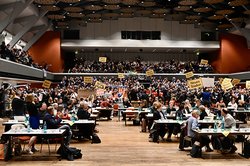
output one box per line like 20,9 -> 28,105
11,97 -> 25,116
44,112 -> 62,129
153,110 -> 165,120
77,108 -> 90,120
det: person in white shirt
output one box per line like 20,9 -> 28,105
214,108 -> 237,153
227,97 -> 238,110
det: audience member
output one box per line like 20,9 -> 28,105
43,106 -> 72,146
25,94 -> 39,154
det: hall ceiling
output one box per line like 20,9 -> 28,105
32,0 -> 250,31
0,0 -> 249,51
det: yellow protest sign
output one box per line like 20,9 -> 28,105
222,78 -> 232,83
221,78 -> 233,90
99,57 -> 107,63
95,81 -> 106,89
185,71 -> 194,79
146,69 -> 154,77
232,79 -> 241,86
200,59 -> 208,65
246,81 -> 250,89
84,77 -> 93,83
187,78 -> 203,89
218,78 -> 224,84
117,73 -> 125,79
42,80 -> 51,89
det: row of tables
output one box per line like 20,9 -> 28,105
1,118 -> 96,161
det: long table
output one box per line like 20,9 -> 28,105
154,119 -> 243,125
195,128 -> 250,158
3,119 -> 96,140
94,107 -> 113,120
2,129 -> 66,161
123,110 -> 150,126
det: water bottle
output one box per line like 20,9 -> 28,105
216,113 -> 220,121
221,116 -> 225,131
25,115 -> 29,124
43,121 -> 47,133
71,113 -> 76,122
176,115 -> 180,122
213,120 -> 217,132
27,121 -> 31,133
180,114 -> 183,121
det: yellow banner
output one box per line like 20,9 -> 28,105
232,79 -> 241,86
246,81 -> 250,89
42,80 -> 51,89
187,78 -> 203,89
84,77 -> 93,83
99,57 -> 107,63
146,69 -> 154,77
95,81 -> 106,89
185,71 -> 194,79
222,78 -> 232,84
200,59 -> 208,65
218,78 -> 224,84
117,73 -> 125,79
221,78 -> 233,90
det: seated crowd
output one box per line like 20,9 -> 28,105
1,74 -> 249,156
0,41 -> 49,70
68,57 -> 214,73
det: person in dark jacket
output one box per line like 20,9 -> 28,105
77,101 -> 90,120
11,91 -> 26,116
77,101 -> 95,140
25,94 -> 39,154
150,101 -> 172,141
44,106 -> 72,145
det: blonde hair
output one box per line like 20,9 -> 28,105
153,101 -> 162,110
191,110 -> 199,117
25,94 -> 33,102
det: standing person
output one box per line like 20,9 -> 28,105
44,106 -> 72,146
201,88 -> 211,105
11,90 -> 26,116
25,94 -> 39,154
0,87 -> 5,117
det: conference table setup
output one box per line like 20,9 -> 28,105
154,119 -> 243,126
123,109 -> 151,126
2,128 -> 66,161
194,127 -> 250,158
232,109 -> 250,115
2,118 -> 96,142
93,107 -> 113,120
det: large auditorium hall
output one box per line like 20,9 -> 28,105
0,0 -> 250,165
